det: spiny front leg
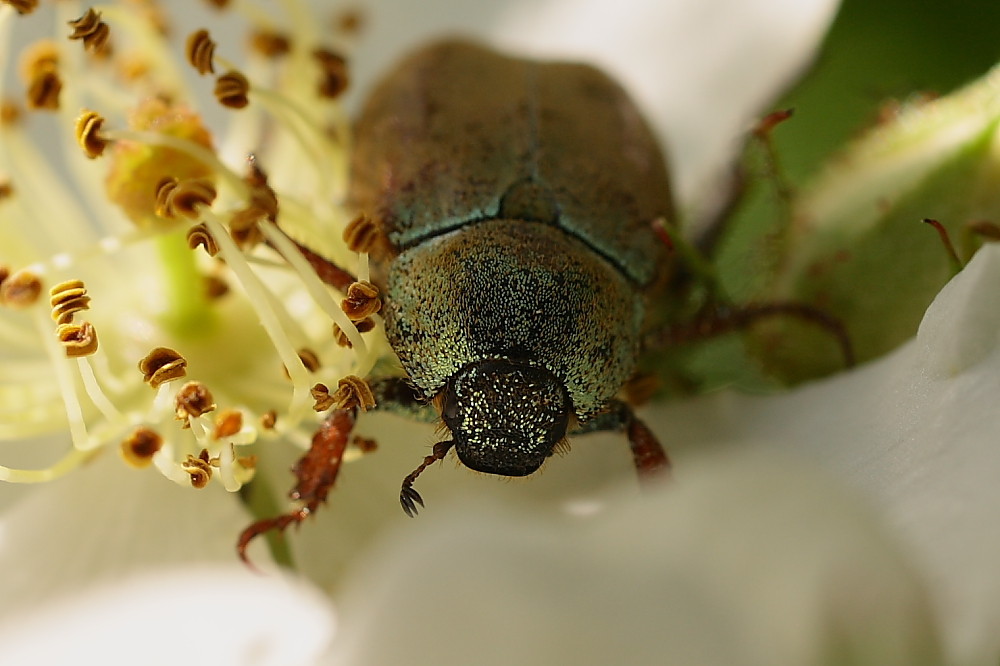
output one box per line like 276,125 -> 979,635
237,408 -> 356,568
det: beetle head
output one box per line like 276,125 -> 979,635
440,359 -> 570,476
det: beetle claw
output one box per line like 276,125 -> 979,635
400,485 -> 424,517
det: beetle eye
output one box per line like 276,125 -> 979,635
441,386 -> 460,422
441,359 -> 570,477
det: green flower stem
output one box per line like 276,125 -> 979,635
239,471 -> 296,570
155,229 -> 215,338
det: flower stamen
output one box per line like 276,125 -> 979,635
49,278 -> 91,324
185,29 -> 216,76
75,109 -> 109,159
120,426 -> 163,468
0,268 -> 42,307
174,380 -> 216,424
214,70 -> 250,109
56,320 -> 99,357
139,346 -> 188,389
2,0 -> 38,16
182,450 -> 213,488
67,9 -> 111,55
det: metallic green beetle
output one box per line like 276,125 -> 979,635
348,40 -> 674,513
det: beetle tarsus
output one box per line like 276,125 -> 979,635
398,440 -> 454,517
399,485 -> 424,517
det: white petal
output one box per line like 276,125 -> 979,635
330,452 -> 939,665
0,451 -> 275,616
0,566 -> 335,666
350,0 -> 839,206
648,244 -> 1000,663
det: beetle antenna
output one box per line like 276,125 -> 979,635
399,440 -> 454,517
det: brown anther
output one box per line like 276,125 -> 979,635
283,348 -> 322,380
311,383 -> 335,412
204,274 -> 229,300
260,409 -> 277,430
0,101 -> 20,126
352,435 -> 378,454
202,0 -> 230,7
213,409 -> 244,439
138,346 -> 188,388
155,177 -> 217,219
182,451 -> 213,488
342,214 -> 379,253
68,9 -> 111,54
120,426 -> 163,468
333,317 -> 375,348
312,49 -> 349,99
248,29 -> 290,58
298,348 -> 321,373
330,375 -> 376,412
341,280 -> 381,320
21,43 -> 60,107
153,177 -> 177,217
230,194 -> 277,236
3,0 -> 39,15
335,9 -> 364,35
19,40 -> 58,81
230,156 -> 279,230
175,381 -> 216,423
237,454 -> 258,471
230,224 -> 263,250
49,278 -> 91,324
214,70 -> 249,109
138,3 -> 170,36
26,70 -> 61,110
168,178 -> 218,217
0,268 -> 42,308
56,320 -> 99,357
0,265 -> 9,288
75,110 -> 108,158
118,56 -> 152,84
186,222 -> 219,256
185,29 -> 215,75
0,179 -> 13,201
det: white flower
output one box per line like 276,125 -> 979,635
4,1 -> 996,665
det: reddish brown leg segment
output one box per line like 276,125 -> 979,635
627,416 -> 671,480
237,408 -> 356,567
399,440 -> 454,517
271,234 -> 358,293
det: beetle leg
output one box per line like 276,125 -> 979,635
571,400 -> 671,480
626,416 -> 670,478
237,408 -> 355,568
645,301 -> 855,368
272,233 -> 358,293
399,440 -> 454,517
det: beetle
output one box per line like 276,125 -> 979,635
237,39 -> 849,561
351,39 -> 674,508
